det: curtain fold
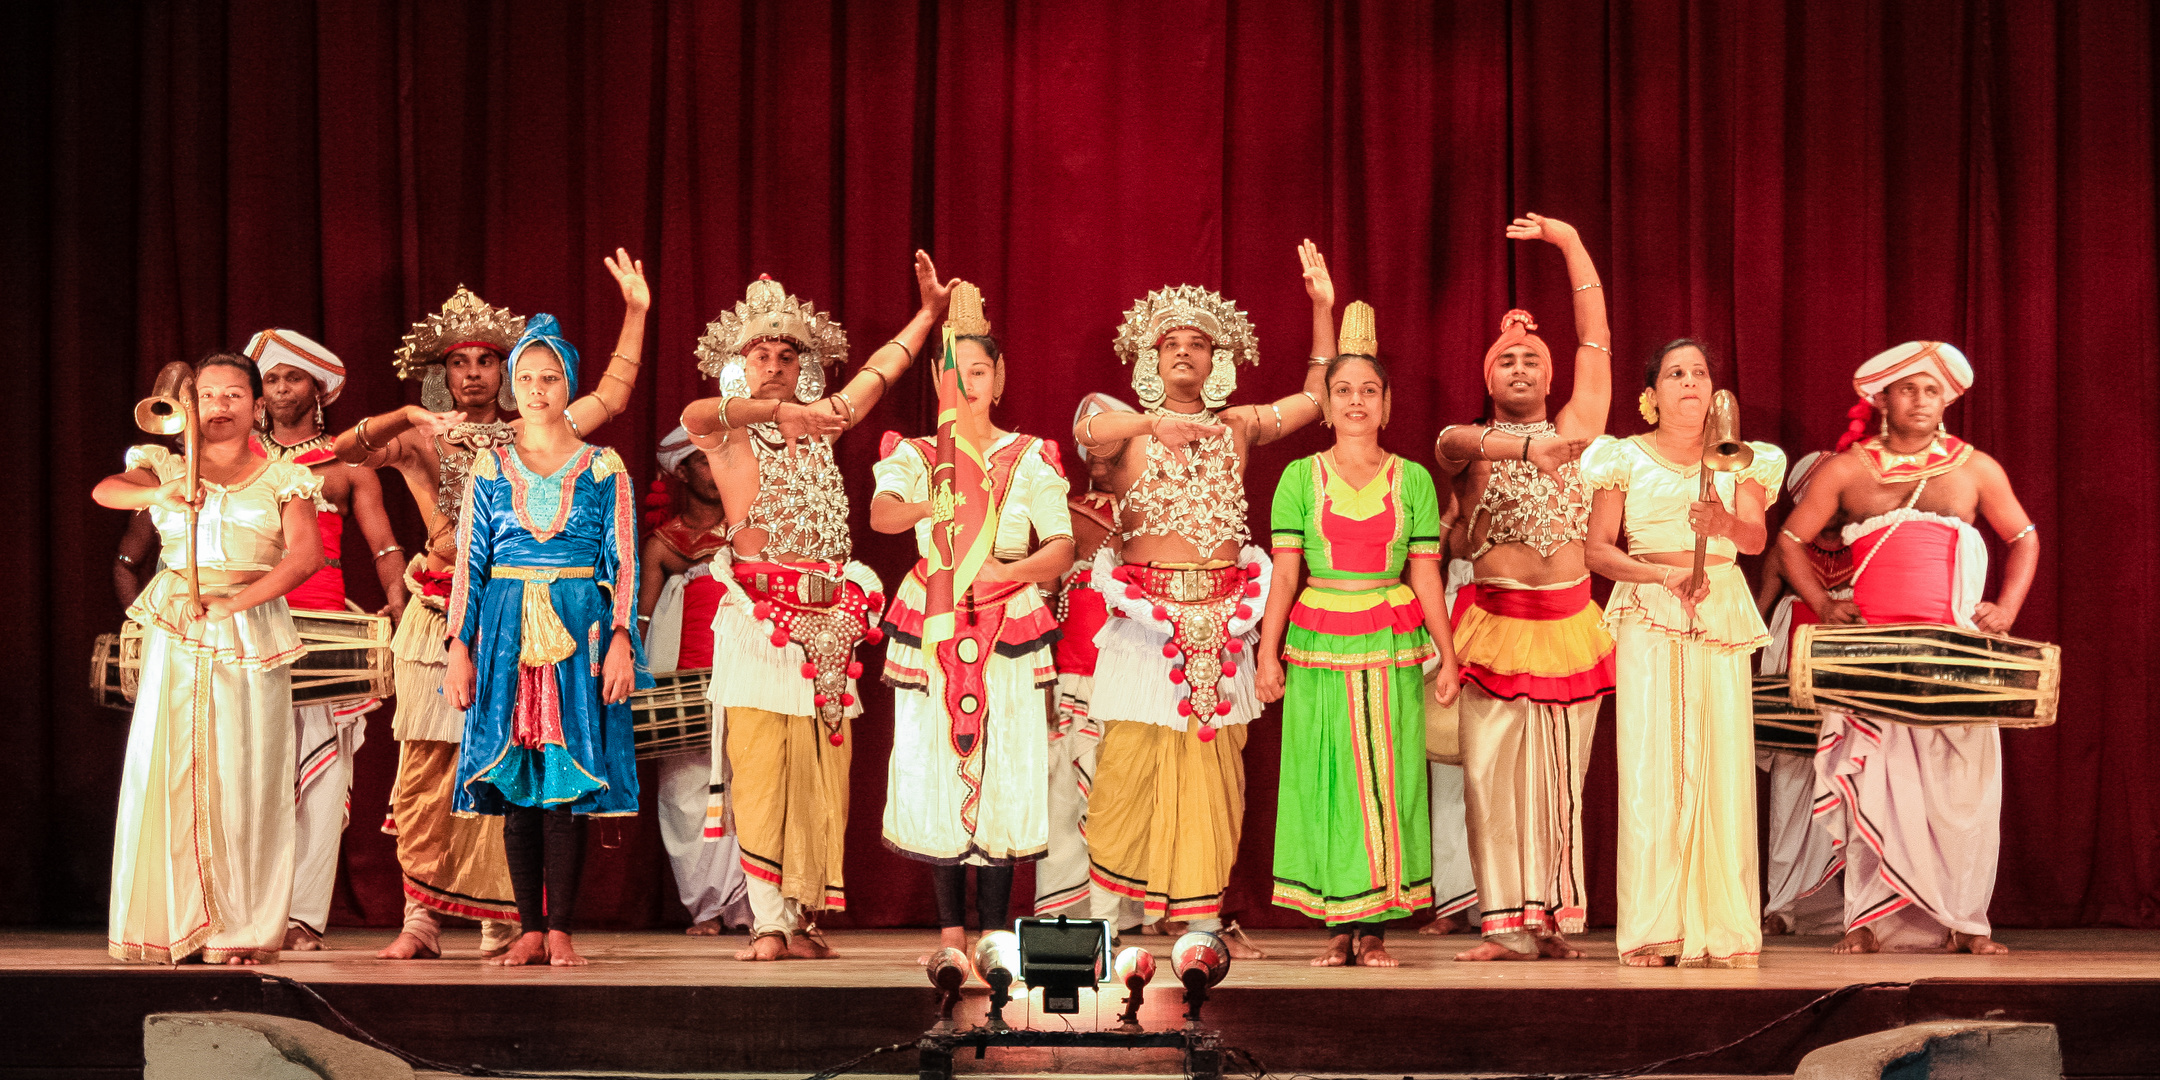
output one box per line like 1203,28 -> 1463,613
9,0 -> 2153,929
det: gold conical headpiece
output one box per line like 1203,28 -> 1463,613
1337,301 -> 1377,357
946,281 -> 991,337
395,286 -> 527,381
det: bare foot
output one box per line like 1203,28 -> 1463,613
1763,912 -> 1793,936
1309,932 -> 1351,967
1832,926 -> 1879,954
735,933 -> 787,962
494,931 -> 550,966
787,927 -> 840,960
282,925 -> 323,952
1143,920 -> 1187,937
1950,932 -> 2009,955
1620,951 -> 1674,967
1353,937 -> 1399,967
919,926 -> 967,966
375,932 -> 440,960
547,930 -> 587,966
1537,934 -> 1585,960
1418,912 -> 1474,936
1221,921 -> 1268,960
1455,939 -> 1538,962
221,953 -> 263,966
684,918 -> 722,937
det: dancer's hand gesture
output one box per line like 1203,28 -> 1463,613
1506,213 -> 1579,249
915,250 -> 954,318
1299,239 -> 1335,310
605,248 -> 650,314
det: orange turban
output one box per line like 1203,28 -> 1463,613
1482,309 -> 1549,387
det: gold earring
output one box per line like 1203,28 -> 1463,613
1637,388 -> 1659,424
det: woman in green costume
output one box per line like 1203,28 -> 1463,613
1255,303 -> 1460,967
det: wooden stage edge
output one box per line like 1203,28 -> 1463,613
4,928 -> 2157,1078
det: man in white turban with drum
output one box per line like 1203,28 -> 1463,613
1775,341 -> 2039,955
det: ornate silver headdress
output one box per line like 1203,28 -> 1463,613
396,286 -> 527,412
695,275 -> 850,403
1112,285 -> 1259,410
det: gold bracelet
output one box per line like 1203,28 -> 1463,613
374,544 -> 404,559
1082,413 -> 1099,445
610,351 -> 638,366
832,391 -> 857,425
355,416 -> 380,452
1779,528 -> 1805,545
1268,402 -> 1284,439
1582,341 -> 1611,354
602,370 -> 636,390
859,365 -> 892,395
1575,281 -> 1603,292
886,339 -> 916,364
719,395 -> 740,432
565,410 -> 583,439
2008,524 -> 2037,544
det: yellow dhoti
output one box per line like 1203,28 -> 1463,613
725,706 -> 851,935
1086,719 -> 1248,924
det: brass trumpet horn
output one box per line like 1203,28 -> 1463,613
1701,389 -> 1753,474
133,361 -> 201,606
134,362 -> 196,435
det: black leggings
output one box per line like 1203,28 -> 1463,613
1324,919 -> 1388,941
931,863 -> 1015,932
504,807 -> 588,935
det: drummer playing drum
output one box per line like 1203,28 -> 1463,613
1774,342 -> 2038,956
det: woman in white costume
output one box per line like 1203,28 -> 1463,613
871,294 -> 1074,959
94,355 -> 326,964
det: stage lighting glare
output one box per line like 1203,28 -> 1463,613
1017,916 -> 1113,1014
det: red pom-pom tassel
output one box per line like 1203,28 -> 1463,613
753,601 -> 774,621
1234,603 -> 1252,619
1126,584 -> 1144,600
1197,725 -> 1217,742
1110,565 -> 1131,582
1221,662 -> 1237,677
846,661 -> 863,678
1214,700 -> 1234,717
800,663 -> 817,680
1176,700 -> 1194,717
1244,563 -> 1262,579
770,630 -> 790,647
1161,642 -> 1179,658
1151,605 -> 1169,622
1244,582 -> 1261,598
1225,639 -> 1244,653
814,693 -> 829,707
840,692 -> 855,707
829,731 -> 844,746
1169,668 -> 1186,684
866,626 -> 885,644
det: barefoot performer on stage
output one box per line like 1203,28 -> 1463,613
872,285 -> 1074,962
97,355 -> 327,964
1432,215 -> 1610,962
681,253 -> 951,962
1776,342 -> 2036,957
1073,241 -> 1338,958
638,426 -> 752,936
1255,304 -> 1460,968
250,329 -> 408,952
443,315 -> 649,968
1583,341 -> 1784,968
336,252 -> 650,959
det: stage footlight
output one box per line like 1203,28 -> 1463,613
1017,916 -> 1112,1014
1171,930 -> 1230,1025
1111,945 -> 1156,1030
972,930 -> 1022,1030
926,946 -> 969,1028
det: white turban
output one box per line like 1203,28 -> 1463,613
245,329 -> 346,405
1853,341 -> 1972,405
1787,451 -> 1827,505
656,424 -> 697,475
1073,392 -> 1138,461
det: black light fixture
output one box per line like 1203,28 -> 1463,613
1015,915 -> 1112,1014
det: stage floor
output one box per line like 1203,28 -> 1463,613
6,928 -> 2157,1077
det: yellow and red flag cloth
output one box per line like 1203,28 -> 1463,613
921,317 -> 998,755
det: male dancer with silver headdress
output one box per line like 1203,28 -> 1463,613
1072,241 -> 1337,957
680,252 -> 951,962
334,251 -> 650,958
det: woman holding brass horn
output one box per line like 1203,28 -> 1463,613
1581,340 -> 1784,968
93,355 -> 327,964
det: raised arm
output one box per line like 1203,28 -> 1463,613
1231,239 -> 1333,447
347,464 -> 411,622
334,405 -> 459,468
1971,454 -> 2038,635
1505,215 -> 1611,440
565,248 -> 651,436
819,250 -> 954,430
1434,423 -> 1588,479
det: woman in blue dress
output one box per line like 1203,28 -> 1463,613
445,315 -> 647,967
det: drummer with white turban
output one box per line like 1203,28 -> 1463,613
636,424 -> 751,936
1774,340 -> 2038,955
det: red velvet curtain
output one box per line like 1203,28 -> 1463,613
6,0 -> 2154,931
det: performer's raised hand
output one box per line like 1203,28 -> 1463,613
915,249 -> 954,319
444,640 -> 477,711
1527,435 -> 1590,480
1298,239 -> 1335,311
605,248 -> 650,315
1506,212 -> 1580,249
402,404 -> 465,440
1151,414 -> 1227,464
601,629 -> 636,704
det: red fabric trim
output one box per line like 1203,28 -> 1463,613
1460,653 -> 1616,705
1474,579 -> 1592,620
1288,596 -> 1422,636
883,565 -> 1061,648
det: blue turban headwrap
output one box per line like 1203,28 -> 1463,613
509,313 -> 581,402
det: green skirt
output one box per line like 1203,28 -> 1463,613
1271,586 -> 1434,924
